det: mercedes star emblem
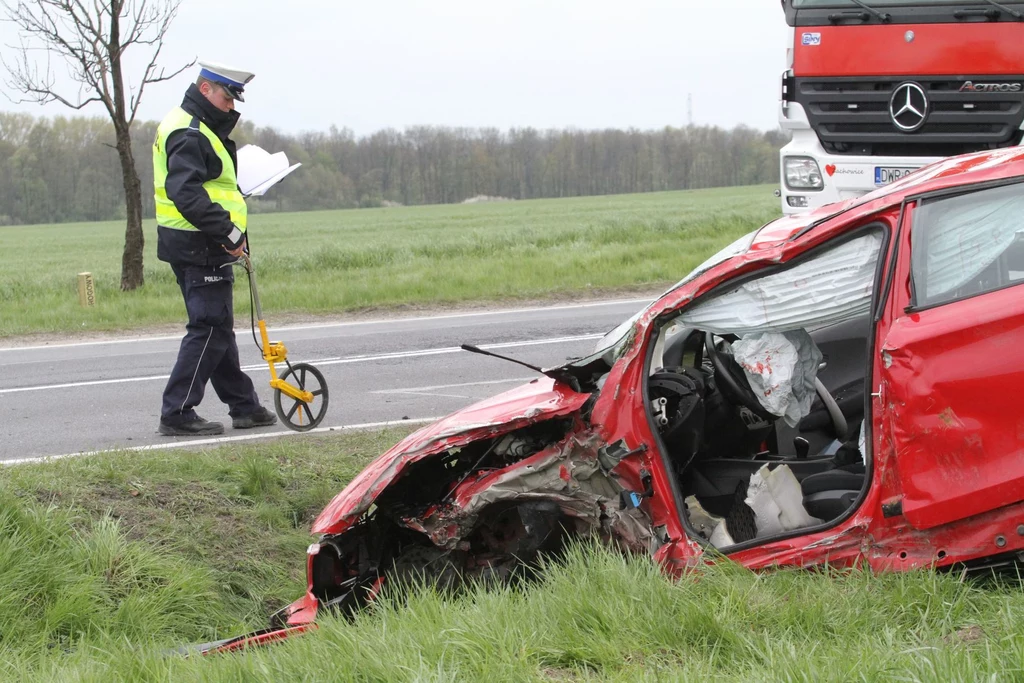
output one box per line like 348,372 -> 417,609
889,82 -> 929,132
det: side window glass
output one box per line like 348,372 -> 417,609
912,182 -> 1024,308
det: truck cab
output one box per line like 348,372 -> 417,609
778,0 -> 1024,214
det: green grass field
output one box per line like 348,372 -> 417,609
0,186 -> 779,338
5,186 -> 1022,680
1,433 -> 1022,681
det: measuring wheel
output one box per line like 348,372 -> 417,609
273,362 -> 329,432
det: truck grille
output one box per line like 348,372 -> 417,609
791,76 -> 1024,156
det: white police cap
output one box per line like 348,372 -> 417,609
198,61 -> 254,101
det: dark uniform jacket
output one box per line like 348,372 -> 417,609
157,84 -> 246,268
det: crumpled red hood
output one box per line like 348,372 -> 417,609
311,377 -> 590,535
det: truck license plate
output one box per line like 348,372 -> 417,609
874,166 -> 917,185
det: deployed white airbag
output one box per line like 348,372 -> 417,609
745,464 -> 822,538
731,330 -> 823,427
675,232 -> 882,335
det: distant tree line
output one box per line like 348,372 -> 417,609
0,111 -> 788,225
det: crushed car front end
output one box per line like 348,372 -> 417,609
269,147 -> 1024,635
274,376 -> 663,627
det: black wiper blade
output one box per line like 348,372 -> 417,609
955,0 -> 1022,20
460,344 -> 581,392
830,0 -> 890,22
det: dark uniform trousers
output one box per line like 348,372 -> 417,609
161,262 -> 260,425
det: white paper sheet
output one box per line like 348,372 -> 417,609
236,144 -> 302,196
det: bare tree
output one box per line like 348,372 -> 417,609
1,0 -> 192,290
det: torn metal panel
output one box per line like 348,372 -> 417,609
402,432 -> 660,555
312,378 -> 589,535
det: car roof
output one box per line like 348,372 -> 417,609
753,147 -> 1024,250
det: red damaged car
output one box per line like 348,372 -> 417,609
222,148 -> 1024,648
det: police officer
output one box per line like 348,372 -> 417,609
154,61 -> 277,436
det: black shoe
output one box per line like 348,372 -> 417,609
232,406 -> 278,429
158,416 -> 225,436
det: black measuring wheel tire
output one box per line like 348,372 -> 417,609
274,362 -> 329,432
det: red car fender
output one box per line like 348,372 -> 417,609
311,379 -> 590,536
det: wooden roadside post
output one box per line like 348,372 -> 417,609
77,272 -> 96,308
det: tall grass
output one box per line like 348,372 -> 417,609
1,428 -> 1022,680
0,186 -> 779,337
0,429 -> 407,668
6,542 -> 1024,681
0,495 -> 236,662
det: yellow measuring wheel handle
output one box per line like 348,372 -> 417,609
257,320 -> 288,364
269,378 -> 315,404
264,342 -> 288,365
258,319 -> 313,402
241,252 -> 329,431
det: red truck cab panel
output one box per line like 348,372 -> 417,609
793,24 -> 1024,77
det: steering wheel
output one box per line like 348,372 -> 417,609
702,331 -> 849,441
703,332 -> 773,420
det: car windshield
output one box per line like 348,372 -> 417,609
583,228 -> 761,362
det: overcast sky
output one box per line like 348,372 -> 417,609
0,0 -> 789,136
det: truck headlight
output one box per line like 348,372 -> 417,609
783,157 -> 824,191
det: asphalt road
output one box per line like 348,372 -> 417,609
0,298 -> 649,462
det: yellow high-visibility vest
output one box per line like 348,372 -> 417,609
152,107 -> 247,233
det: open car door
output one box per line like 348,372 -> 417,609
880,181 -> 1024,530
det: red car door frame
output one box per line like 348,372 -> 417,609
880,190 -> 1024,531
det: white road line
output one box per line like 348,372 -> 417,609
1,298 -> 649,352
391,392 -> 473,399
372,377 -> 535,395
0,374 -> 171,394
295,334 -> 602,368
2,417 -> 440,466
0,334 -> 603,395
